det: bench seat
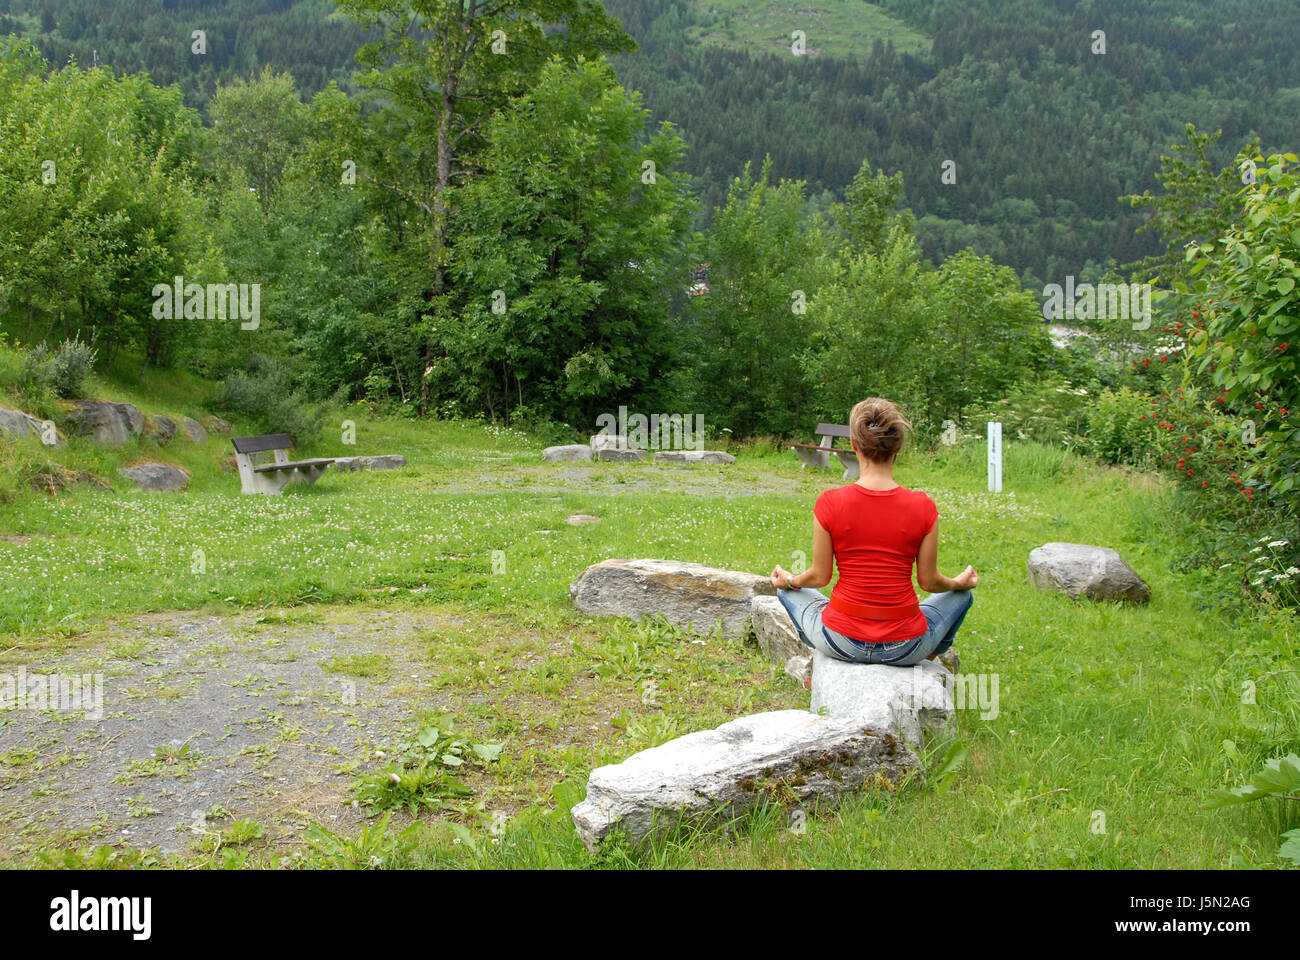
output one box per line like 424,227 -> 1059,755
252,458 -> 336,474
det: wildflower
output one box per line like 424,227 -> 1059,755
1267,540 -> 1290,549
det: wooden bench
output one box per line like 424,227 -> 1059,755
788,422 -> 860,481
232,434 -> 336,496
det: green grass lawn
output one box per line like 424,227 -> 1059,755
0,405 -> 1296,869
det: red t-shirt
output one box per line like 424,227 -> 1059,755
813,483 -> 939,643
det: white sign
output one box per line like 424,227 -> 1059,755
987,422 -> 1003,493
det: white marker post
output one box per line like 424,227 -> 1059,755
987,421 -> 1003,493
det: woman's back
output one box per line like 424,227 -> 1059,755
814,483 -> 938,642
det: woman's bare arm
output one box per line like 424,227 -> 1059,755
770,518 -> 834,590
915,520 -> 978,593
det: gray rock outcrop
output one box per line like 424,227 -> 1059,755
334,455 -> 407,472
570,559 -> 774,637
595,448 -> 646,463
180,416 -> 207,443
146,415 -> 177,445
1027,542 -> 1150,604
118,462 -> 189,492
70,401 -> 143,448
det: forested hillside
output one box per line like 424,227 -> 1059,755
5,0 -> 1298,284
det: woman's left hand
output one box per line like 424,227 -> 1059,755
771,565 -> 792,590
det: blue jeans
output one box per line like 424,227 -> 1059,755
776,586 -> 974,666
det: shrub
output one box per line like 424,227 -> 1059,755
19,336 -> 97,399
213,354 -> 326,444
1085,387 -> 1159,466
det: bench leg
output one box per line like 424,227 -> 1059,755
791,448 -> 830,470
834,450 -> 860,481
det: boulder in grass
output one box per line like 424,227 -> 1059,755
146,415 -> 177,446
751,596 -> 811,683
542,444 -> 592,463
590,433 -> 629,452
335,455 -> 407,472
808,652 -> 954,749
595,447 -> 646,463
201,415 -> 232,435
1027,542 -> 1150,604
70,401 -> 143,448
180,416 -> 208,444
570,558 -> 774,637
652,450 -> 736,465
118,462 -> 189,492
0,407 -> 56,444
571,709 -> 920,851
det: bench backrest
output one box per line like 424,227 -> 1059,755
814,423 -> 851,439
232,433 -> 293,455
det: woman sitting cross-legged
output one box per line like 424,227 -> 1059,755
771,397 -> 977,667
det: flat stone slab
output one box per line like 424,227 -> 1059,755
334,455 -> 407,472
571,709 -> 920,850
652,450 -> 736,464
590,434 -> 629,452
595,448 -> 646,463
1027,541 -> 1150,604
809,652 -> 953,749
118,462 -> 189,492
542,444 -> 593,463
570,558 -> 774,637
751,596 -> 811,684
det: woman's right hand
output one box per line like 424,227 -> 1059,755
952,565 -> 979,590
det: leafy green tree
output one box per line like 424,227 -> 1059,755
445,56 -> 696,425
803,224 -> 935,426
207,67 -> 308,211
333,0 -> 636,414
687,157 -> 837,436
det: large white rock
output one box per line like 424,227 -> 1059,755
652,450 -> 736,464
809,652 -> 953,749
571,709 -> 920,850
570,558 -> 774,637
543,444 -> 593,462
751,596 -> 811,683
590,433 -> 629,452
1027,541 -> 1150,604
